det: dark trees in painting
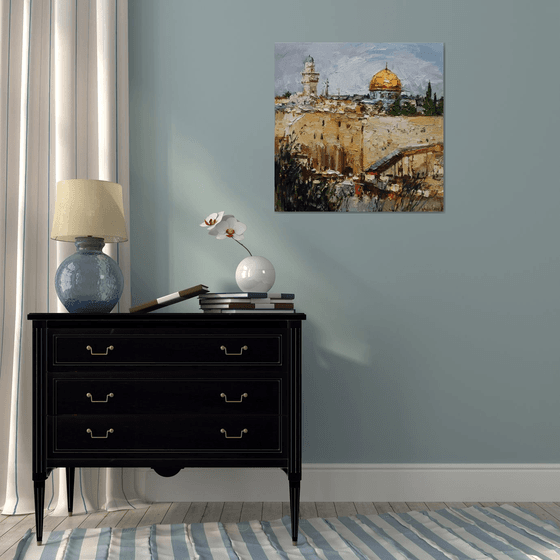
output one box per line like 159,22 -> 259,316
274,135 -> 341,212
423,81 -> 435,115
423,81 -> 443,116
388,96 -> 417,116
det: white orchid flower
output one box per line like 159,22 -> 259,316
214,217 -> 247,241
200,212 -> 253,256
200,211 -> 225,230
207,214 -> 234,236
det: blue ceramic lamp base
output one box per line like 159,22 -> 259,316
54,237 -> 124,314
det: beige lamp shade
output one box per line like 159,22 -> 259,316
51,179 -> 128,242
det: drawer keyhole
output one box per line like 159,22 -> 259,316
220,345 -> 248,356
86,345 -> 114,356
86,392 -> 114,403
220,392 -> 248,403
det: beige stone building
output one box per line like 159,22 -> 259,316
300,55 -> 320,97
368,64 -> 402,108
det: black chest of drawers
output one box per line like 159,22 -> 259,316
28,312 -> 305,544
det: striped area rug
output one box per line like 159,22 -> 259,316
13,505 -> 560,559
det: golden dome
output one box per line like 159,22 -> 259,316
369,66 -> 402,92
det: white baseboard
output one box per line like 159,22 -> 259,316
135,463 -> 560,502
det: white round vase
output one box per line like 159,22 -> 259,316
235,256 -> 276,293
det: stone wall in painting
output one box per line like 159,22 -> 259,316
274,106 -> 443,176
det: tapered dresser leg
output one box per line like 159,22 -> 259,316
33,479 -> 45,543
66,467 -> 75,515
289,479 -> 301,545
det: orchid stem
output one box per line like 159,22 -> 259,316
235,239 -> 252,256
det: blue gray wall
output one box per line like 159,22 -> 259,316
128,0 -> 560,463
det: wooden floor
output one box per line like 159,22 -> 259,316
1,501 -> 560,559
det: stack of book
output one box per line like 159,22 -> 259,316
199,292 -> 296,313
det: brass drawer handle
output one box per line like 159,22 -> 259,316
220,392 -> 248,403
86,345 -> 114,356
86,428 -> 114,439
220,428 -> 248,439
86,392 -> 114,403
220,345 -> 248,356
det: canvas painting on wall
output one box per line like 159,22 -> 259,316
274,42 -> 444,212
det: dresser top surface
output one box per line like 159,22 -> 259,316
27,312 -> 306,322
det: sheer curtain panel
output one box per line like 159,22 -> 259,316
0,0 -> 144,516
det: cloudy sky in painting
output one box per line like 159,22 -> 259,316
275,42 -> 444,98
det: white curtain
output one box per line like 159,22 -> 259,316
0,0 -> 146,516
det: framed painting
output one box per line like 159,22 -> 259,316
274,42 -> 444,212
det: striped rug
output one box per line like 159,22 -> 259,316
13,505 -> 560,559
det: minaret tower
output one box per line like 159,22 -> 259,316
301,55 -> 320,96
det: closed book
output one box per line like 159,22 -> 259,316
201,292 -> 295,300
130,284 -> 209,313
269,302 -> 294,309
202,308 -> 296,314
200,292 -> 269,299
200,302 -> 295,310
200,302 -> 255,310
198,297 -> 295,305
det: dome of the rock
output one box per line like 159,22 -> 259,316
369,66 -> 402,93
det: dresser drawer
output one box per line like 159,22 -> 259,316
53,379 -> 281,415
50,415 -> 281,452
52,332 -> 282,367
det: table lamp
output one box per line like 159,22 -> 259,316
51,179 -> 128,313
